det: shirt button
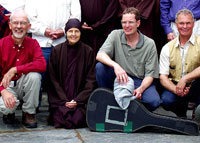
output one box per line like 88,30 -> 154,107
17,59 -> 19,61
128,53 -> 131,56
13,47 -> 15,49
17,50 -> 20,52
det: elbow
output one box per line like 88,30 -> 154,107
159,74 -> 164,82
42,66 -> 46,73
159,74 -> 167,84
96,53 -> 101,61
96,52 -> 106,62
40,61 -> 47,73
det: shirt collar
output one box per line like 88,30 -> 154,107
121,30 -> 144,48
176,33 -> 195,48
8,33 -> 26,48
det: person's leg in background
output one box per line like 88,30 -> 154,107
38,46 -> 53,111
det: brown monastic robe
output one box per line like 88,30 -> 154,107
46,41 -> 96,128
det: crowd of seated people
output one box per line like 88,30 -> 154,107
0,0 -> 200,129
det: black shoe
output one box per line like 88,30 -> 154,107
36,107 -> 40,113
3,113 -> 15,124
22,112 -> 37,128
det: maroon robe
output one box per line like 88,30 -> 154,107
79,0 -> 119,54
47,41 -> 96,128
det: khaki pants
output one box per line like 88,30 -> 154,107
0,72 -> 41,115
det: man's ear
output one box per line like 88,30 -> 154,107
8,22 -> 12,30
28,23 -> 31,30
175,20 -> 178,27
137,20 -> 141,28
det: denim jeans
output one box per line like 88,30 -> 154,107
41,46 -> 53,66
38,46 -> 53,107
161,79 -> 200,117
41,46 -> 53,82
96,62 -> 161,111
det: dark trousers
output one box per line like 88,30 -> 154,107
38,46 -> 53,108
96,62 -> 161,111
161,79 -> 200,117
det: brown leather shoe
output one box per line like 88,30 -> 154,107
3,113 -> 15,124
22,112 -> 37,128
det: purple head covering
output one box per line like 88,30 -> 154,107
65,18 -> 81,33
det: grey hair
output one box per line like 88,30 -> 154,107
10,9 -> 30,23
175,9 -> 194,22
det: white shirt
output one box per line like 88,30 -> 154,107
25,0 -> 81,47
159,34 -> 195,77
0,0 -> 26,12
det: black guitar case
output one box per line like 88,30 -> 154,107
86,88 -> 199,135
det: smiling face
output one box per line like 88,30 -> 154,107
176,13 -> 194,38
9,11 -> 31,40
121,13 -> 140,36
66,28 -> 81,45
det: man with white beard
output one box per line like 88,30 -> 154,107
0,10 -> 46,128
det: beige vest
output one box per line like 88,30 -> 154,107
169,35 -> 200,83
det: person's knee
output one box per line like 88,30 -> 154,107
96,62 -> 107,84
151,99 -> 160,110
26,72 -> 41,83
96,62 -> 104,77
161,95 -> 175,111
146,98 -> 160,111
142,87 -> 160,111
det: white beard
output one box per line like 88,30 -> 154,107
12,30 -> 26,38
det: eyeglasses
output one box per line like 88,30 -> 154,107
11,21 -> 29,26
121,21 -> 136,25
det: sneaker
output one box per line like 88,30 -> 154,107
3,113 -> 15,124
22,112 -> 37,128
